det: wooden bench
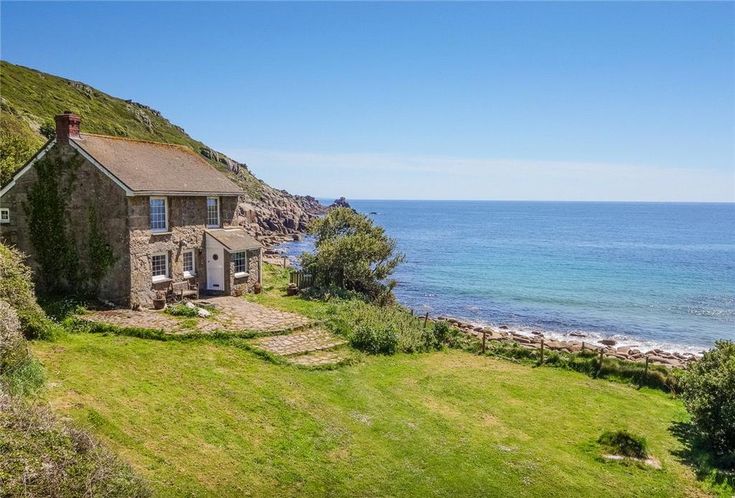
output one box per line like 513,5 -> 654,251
170,280 -> 199,301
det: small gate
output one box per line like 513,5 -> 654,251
289,271 -> 314,289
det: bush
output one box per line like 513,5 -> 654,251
598,430 -> 648,459
432,321 -> 452,345
0,300 -> 29,374
0,392 -> 150,497
301,207 -> 405,301
327,300 -> 444,354
681,340 -> 735,459
350,323 -> 398,355
0,244 -> 56,339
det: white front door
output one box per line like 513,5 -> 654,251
206,245 -> 225,291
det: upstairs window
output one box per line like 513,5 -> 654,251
183,250 -> 196,278
207,197 -> 220,228
151,253 -> 169,282
233,251 -> 247,276
0,208 -> 9,224
150,197 -> 168,232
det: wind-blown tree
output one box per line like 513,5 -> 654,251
300,207 -> 405,302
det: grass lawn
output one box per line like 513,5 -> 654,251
32,332 -> 712,497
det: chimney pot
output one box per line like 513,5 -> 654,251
55,111 -> 81,144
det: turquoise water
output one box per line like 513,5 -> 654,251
282,201 -> 735,352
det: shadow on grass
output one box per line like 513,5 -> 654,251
669,421 -> 734,493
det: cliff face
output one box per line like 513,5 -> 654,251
0,61 -> 326,243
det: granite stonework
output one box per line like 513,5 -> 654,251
0,141 -> 260,309
225,248 -> 262,296
0,144 -> 131,303
128,195 -> 242,308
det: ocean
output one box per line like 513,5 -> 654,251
280,201 -> 735,353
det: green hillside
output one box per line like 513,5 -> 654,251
0,61 -> 265,198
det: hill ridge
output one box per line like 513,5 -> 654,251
0,60 -> 325,244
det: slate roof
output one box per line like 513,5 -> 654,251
72,134 -> 243,196
206,228 -> 262,251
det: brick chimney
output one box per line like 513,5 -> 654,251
54,111 -> 81,144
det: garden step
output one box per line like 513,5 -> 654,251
251,328 -> 347,357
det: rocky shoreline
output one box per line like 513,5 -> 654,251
437,316 -> 700,368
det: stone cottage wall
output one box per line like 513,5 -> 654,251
224,248 -> 261,296
0,144 -> 131,304
128,195 -> 240,308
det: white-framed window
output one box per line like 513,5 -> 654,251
207,197 -> 220,228
183,249 -> 196,278
151,253 -> 169,282
233,251 -> 247,277
0,208 -> 9,224
149,197 -> 168,232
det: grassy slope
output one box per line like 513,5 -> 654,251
28,266 -> 719,497
0,60 -> 266,198
32,335 -> 703,497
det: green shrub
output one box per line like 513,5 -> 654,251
0,393 -> 150,497
598,430 -> 648,459
0,300 -> 29,373
432,321 -> 452,345
350,323 -> 398,355
326,300 -> 442,354
681,341 -> 735,460
301,207 -> 405,301
0,244 -> 56,339
165,303 -> 199,317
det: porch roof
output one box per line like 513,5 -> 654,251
206,228 -> 262,252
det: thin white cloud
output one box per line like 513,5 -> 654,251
223,147 -> 735,202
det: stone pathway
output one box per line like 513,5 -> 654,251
82,296 -> 310,334
250,328 -> 351,367
252,328 -> 346,355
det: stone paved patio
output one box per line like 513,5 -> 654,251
251,328 -> 346,356
82,296 -> 311,334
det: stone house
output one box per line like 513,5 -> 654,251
0,111 -> 262,308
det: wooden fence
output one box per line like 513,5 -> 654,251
289,271 -> 314,289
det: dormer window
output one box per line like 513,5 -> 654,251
150,197 -> 168,232
0,208 -> 9,224
207,197 -> 220,228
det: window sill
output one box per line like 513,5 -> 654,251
151,231 -> 172,236
206,225 -> 220,229
183,272 -> 196,279
152,277 -> 172,284
233,272 -> 249,279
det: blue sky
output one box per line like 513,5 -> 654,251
2,1 -> 734,201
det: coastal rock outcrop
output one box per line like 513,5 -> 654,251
330,197 -> 352,209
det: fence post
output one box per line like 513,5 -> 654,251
283,256 -> 287,268
482,330 -> 487,354
598,348 -> 604,372
644,356 -> 649,377
423,312 -> 429,329
582,341 -> 585,351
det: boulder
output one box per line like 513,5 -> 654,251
599,339 -> 617,347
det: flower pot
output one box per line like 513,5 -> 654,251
152,298 -> 166,310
